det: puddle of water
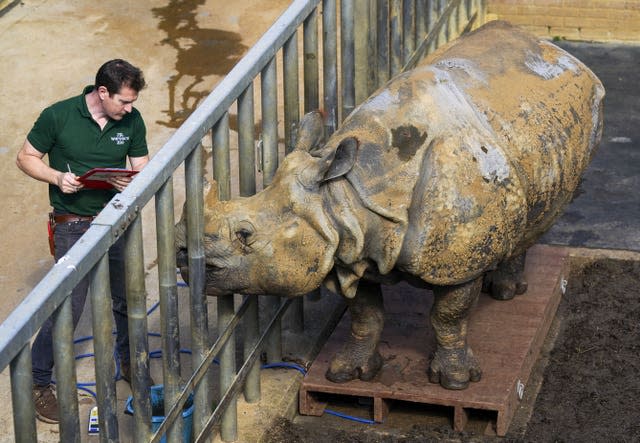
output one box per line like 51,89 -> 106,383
152,0 -> 247,128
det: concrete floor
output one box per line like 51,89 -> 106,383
0,1 -> 290,441
542,41 -> 640,253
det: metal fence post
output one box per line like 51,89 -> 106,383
125,215 -> 153,442
10,344 -> 36,443
185,143 -> 211,437
260,58 -> 284,363
340,0 -> 355,120
155,177 -> 183,443
89,253 -> 119,442
322,0 -> 338,135
238,84 -> 261,404
211,114 -> 238,441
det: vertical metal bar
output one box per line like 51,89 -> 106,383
448,1 -> 456,40
155,177 -> 183,443
340,0 -> 355,120
185,144 -> 211,437
390,0 -> 403,76
438,0 -> 447,48
367,0 -> 378,95
283,32 -> 299,154
52,294 -> 80,442
403,0 -> 415,66
303,7 -> 319,112
125,215 -> 153,442
243,295 -> 260,403
354,0 -> 368,106
217,294 -> 237,441
213,113 -> 231,201
261,58 -> 278,186
238,83 -> 261,403
416,0 -> 428,41
427,0 -> 438,54
260,58 -> 283,363
322,0 -> 338,135
211,115 -> 237,441
89,254 -> 119,442
376,0 -> 390,86
10,344 -> 36,443
284,30 -> 305,333
238,84 -> 256,197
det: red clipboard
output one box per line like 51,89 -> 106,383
78,168 -> 139,189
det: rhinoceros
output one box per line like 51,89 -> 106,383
175,21 -> 604,390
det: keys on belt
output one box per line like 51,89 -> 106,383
53,214 -> 95,224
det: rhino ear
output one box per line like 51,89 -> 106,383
297,136 -> 358,189
322,137 -> 358,182
296,110 -> 325,154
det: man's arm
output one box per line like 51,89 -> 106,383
129,155 -> 149,171
16,139 -> 80,193
106,155 -> 150,192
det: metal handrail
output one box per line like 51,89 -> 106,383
0,1 -> 485,441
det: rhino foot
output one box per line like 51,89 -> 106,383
484,253 -> 528,300
488,278 -> 528,300
428,347 -> 482,390
325,346 -> 383,383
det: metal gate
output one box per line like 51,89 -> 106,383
0,1 -> 485,441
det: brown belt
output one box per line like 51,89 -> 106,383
53,214 -> 95,224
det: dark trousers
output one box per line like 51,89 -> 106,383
31,219 -> 130,386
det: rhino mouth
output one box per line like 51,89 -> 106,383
177,248 -> 242,296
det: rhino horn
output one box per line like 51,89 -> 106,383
204,179 -> 219,206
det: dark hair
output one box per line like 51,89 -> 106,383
95,59 -> 146,95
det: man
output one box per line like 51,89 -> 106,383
16,59 -> 150,424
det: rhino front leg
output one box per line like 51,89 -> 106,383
429,277 -> 482,390
483,252 -> 528,300
326,281 -> 384,383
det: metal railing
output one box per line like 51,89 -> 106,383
0,1 -> 485,441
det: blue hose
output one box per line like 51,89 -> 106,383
67,299 -> 376,425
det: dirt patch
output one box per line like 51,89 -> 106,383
264,258 -> 640,442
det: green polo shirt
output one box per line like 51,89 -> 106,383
27,85 -> 148,216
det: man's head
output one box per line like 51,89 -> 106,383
95,59 -> 145,95
95,59 -> 145,121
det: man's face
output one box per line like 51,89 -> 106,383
98,85 -> 138,121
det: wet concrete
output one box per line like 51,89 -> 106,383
0,1 -> 289,441
542,42 -> 640,252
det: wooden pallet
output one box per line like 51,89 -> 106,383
299,244 -> 569,436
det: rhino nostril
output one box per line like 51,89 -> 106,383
176,248 -> 189,266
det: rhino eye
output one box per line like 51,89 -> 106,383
235,228 -> 252,245
233,221 -> 255,248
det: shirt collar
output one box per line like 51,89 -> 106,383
78,85 -> 95,118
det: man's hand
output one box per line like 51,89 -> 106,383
105,175 -> 133,192
17,140 -> 83,193
57,171 -> 84,194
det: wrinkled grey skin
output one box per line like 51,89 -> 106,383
175,21 -> 604,390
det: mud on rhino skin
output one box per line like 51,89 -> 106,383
175,20 -> 604,390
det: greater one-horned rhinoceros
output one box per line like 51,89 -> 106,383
175,21 -> 604,390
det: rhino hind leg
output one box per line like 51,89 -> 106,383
483,252 -> 528,301
325,281 -> 384,383
429,277 -> 483,390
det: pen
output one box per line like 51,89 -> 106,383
67,163 -> 72,174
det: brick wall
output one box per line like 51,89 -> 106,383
487,0 -> 640,43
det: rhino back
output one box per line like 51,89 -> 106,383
323,21 -> 603,287
423,21 -> 605,247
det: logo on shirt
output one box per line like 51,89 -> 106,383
111,133 -> 130,145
